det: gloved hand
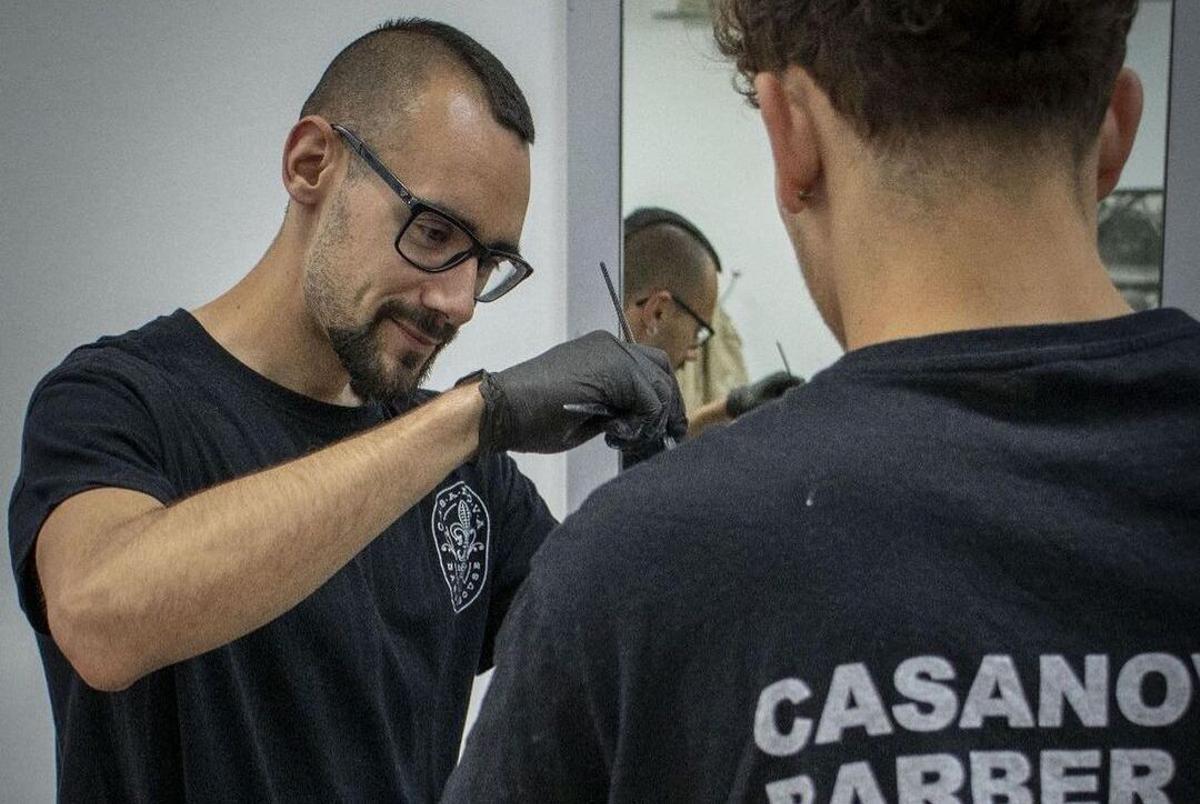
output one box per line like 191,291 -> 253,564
725,371 -> 804,419
472,330 -> 687,454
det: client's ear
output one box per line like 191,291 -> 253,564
1097,67 -> 1144,201
755,69 -> 822,214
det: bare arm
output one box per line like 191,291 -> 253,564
686,397 -> 733,439
687,372 -> 805,438
36,385 -> 484,692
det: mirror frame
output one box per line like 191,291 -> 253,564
1163,0 -> 1200,316
565,0 -> 624,509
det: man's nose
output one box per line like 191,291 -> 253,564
417,257 -> 477,327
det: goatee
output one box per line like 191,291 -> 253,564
327,299 -> 458,404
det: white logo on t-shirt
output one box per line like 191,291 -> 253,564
431,481 -> 491,613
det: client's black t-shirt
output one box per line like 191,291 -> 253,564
446,308 -> 1200,803
8,309 -> 556,802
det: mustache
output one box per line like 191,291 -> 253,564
375,299 -> 458,345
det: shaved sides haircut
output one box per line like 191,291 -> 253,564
624,222 -> 716,303
300,18 -> 534,154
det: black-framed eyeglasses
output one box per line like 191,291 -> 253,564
636,293 -> 714,347
332,124 -> 533,303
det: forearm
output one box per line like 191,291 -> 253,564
686,397 -> 731,439
64,385 -> 483,688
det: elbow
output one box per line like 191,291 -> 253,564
77,658 -> 140,694
45,586 -> 146,693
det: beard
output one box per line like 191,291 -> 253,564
325,298 -> 458,404
303,191 -> 459,404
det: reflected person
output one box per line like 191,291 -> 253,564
621,207 -> 801,466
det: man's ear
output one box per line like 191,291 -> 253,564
1096,67 -> 1144,201
282,116 -> 341,207
755,70 -> 822,214
643,289 -> 673,324
628,290 -> 672,338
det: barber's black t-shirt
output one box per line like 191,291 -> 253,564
446,308 -> 1200,803
8,309 -> 556,802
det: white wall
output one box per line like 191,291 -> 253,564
0,3 -> 567,800
622,1 -> 1174,382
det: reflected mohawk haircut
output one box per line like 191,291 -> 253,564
624,210 -> 718,303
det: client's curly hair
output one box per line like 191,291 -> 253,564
713,0 -> 1138,161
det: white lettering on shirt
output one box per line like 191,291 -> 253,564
960,655 -> 1035,729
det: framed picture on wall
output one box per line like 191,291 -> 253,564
1099,188 -> 1164,311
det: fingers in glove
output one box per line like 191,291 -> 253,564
563,415 -> 608,448
602,403 -> 669,448
761,371 -> 804,397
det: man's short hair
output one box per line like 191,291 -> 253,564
624,208 -> 719,303
713,0 -> 1137,165
300,18 -> 534,151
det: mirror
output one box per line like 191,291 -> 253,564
621,0 -> 1175,404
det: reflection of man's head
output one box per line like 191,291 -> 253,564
623,210 -> 720,370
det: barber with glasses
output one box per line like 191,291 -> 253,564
619,208 -> 801,467
8,20 -> 684,803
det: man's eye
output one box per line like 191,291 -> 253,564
413,222 -> 452,245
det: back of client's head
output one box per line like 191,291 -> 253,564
714,0 -> 1137,183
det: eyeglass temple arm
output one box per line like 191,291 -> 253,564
331,124 -> 416,205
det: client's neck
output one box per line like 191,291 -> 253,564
831,174 -> 1133,352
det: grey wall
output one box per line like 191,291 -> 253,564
1164,0 -> 1200,315
565,0 -> 623,511
0,3 -> 574,800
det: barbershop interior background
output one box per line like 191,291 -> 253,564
0,1 -> 1188,800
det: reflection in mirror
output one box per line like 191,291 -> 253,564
621,0 -> 1174,411
1101,190 -> 1164,311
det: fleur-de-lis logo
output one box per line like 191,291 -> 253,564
431,482 -> 490,613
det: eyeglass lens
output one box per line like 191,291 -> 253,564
399,210 -> 524,302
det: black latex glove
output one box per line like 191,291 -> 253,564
474,330 -> 687,454
725,371 -> 804,419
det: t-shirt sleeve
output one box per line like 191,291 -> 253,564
477,453 -> 558,672
442,534 -> 611,803
8,358 -> 176,634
